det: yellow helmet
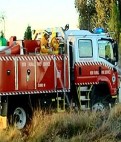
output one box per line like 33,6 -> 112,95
43,30 -> 49,36
51,32 -> 56,38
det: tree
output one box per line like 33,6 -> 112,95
75,0 -> 121,40
0,30 -> 4,38
0,12 -> 6,36
93,0 -> 110,28
75,0 -> 96,30
108,1 -> 120,41
117,0 -> 121,22
24,25 -> 32,40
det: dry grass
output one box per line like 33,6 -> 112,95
1,104 -> 121,142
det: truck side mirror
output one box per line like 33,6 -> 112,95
113,42 -> 118,62
65,24 -> 69,31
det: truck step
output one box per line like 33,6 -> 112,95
81,105 -> 90,110
80,96 -> 90,101
81,107 -> 90,111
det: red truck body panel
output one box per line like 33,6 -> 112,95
0,55 -> 69,94
0,60 -> 15,92
36,56 -> 55,91
23,40 -> 40,53
74,61 -> 118,95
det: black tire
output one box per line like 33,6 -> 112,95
91,101 -> 109,112
12,107 -> 27,129
8,105 -> 32,129
90,85 -> 110,112
7,95 -> 33,129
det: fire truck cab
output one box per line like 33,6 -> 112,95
65,29 -> 119,111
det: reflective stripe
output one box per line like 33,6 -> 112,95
112,95 -> 117,98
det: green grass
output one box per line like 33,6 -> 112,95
1,104 -> 121,142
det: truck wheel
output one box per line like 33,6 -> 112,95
90,85 -> 110,112
91,100 -> 110,112
92,102 -> 106,112
13,107 -> 27,129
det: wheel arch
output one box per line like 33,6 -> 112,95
90,82 -> 112,105
97,76 -> 114,96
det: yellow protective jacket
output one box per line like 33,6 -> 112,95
50,37 -> 59,54
40,36 -> 50,54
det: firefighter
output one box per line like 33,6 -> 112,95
40,31 -> 52,54
50,32 -> 60,55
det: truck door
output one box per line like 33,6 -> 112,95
74,39 -> 98,84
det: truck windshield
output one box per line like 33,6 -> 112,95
98,40 -> 115,64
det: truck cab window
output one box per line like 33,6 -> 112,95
78,39 -> 92,58
98,40 -> 114,63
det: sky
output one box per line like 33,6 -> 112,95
0,0 -> 79,39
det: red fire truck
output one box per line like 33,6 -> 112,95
0,26 -> 119,129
